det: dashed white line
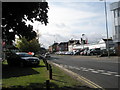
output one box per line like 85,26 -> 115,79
101,72 -> 112,75
107,71 -> 118,74
97,70 -> 105,72
82,68 -> 90,72
91,71 -> 99,73
60,64 -> 119,77
114,75 -> 120,77
88,68 -> 94,71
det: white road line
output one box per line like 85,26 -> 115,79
107,71 -> 118,74
97,70 -> 105,72
115,75 -> 120,77
91,71 -> 99,73
64,65 -> 68,68
82,68 -> 89,72
75,67 -> 81,70
87,68 -> 94,71
60,64 -> 118,77
101,73 -> 112,76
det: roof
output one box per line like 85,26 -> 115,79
110,1 -> 120,11
102,38 -> 113,41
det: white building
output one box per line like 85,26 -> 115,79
68,39 -> 114,52
110,1 -> 120,55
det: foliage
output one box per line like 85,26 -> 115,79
16,37 -> 40,54
2,2 -> 49,44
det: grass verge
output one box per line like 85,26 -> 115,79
2,60 -> 90,90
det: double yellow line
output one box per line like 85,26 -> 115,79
77,75 -> 104,89
49,61 -> 105,90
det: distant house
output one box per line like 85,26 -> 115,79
49,43 -> 59,53
49,45 -> 53,53
58,42 -> 68,51
68,39 -> 80,52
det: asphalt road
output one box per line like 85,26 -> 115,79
48,55 -> 120,89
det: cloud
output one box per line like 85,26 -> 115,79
48,0 -> 118,2
31,2 -> 114,48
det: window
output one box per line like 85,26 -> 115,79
118,8 -> 120,17
114,9 -> 118,18
119,25 -> 120,33
115,26 -> 118,34
115,25 -> 120,34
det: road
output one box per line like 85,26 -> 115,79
48,55 -> 120,89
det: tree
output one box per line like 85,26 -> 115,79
16,37 -> 40,54
2,2 -> 49,44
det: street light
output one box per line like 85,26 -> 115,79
100,0 -> 110,57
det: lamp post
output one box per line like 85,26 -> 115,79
100,0 -> 110,57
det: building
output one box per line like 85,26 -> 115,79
49,45 -> 53,53
72,39 -> 114,51
68,39 -> 80,52
110,1 -> 120,55
58,42 -> 68,51
51,43 -> 59,52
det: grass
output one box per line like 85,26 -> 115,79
2,60 -> 48,88
50,65 -> 83,88
2,60 -> 89,89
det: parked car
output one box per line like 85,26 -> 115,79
73,50 -> 80,55
100,48 -> 116,56
83,49 -> 88,55
65,51 -> 73,55
44,53 -> 51,58
7,52 -> 40,67
87,48 -> 101,56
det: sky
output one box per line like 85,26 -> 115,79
27,0 -> 119,49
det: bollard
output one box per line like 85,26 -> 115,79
46,80 -> 50,90
43,59 -> 49,70
46,62 -> 49,70
49,64 -> 52,79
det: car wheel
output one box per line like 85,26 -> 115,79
90,53 -> 93,56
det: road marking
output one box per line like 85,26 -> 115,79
97,70 -> 105,72
60,64 -> 118,77
107,71 -> 118,74
75,67 -> 81,70
91,71 -> 99,73
101,73 -> 112,76
87,68 -> 94,71
82,68 -> 89,72
115,75 -> 120,77
49,62 -> 104,89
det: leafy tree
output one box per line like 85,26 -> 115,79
2,2 -> 49,44
16,37 -> 40,54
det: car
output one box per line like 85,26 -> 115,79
7,52 -> 40,67
87,48 -> 101,56
44,53 -> 51,58
65,51 -> 73,55
100,48 -> 116,56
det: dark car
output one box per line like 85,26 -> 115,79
7,52 -> 40,67
100,48 -> 116,56
87,48 -> 101,56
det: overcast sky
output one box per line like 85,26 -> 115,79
27,0 -> 118,49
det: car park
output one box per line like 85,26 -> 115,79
7,52 -> 40,67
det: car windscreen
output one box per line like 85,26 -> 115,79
16,53 -> 33,57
